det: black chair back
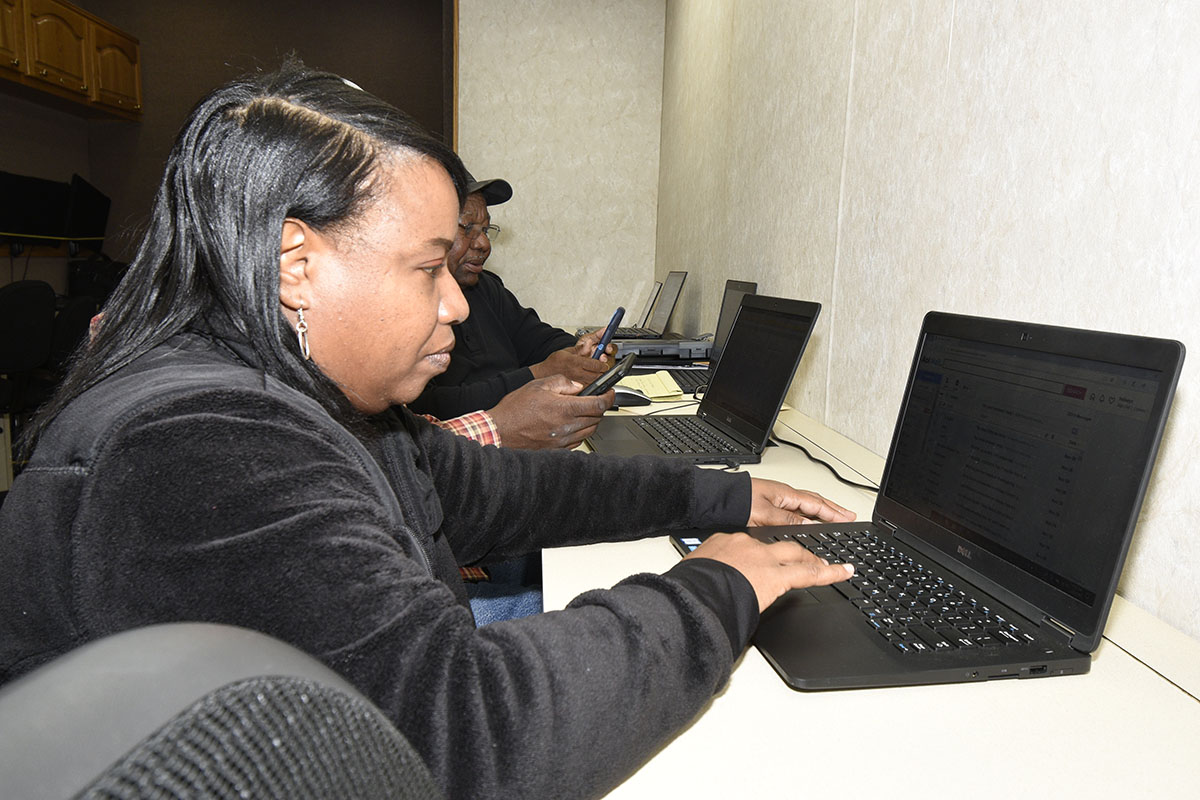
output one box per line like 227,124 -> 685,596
47,293 -> 99,374
0,623 -> 445,800
0,280 -> 56,373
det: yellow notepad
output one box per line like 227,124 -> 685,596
616,371 -> 684,400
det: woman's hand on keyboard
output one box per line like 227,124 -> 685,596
746,478 -> 856,527
686,532 -> 855,613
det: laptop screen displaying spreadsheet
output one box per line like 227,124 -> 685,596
671,312 -> 1183,691
875,324 -> 1176,642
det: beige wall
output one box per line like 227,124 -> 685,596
459,0 -> 1200,641
456,0 -> 666,327
658,0 -> 1200,640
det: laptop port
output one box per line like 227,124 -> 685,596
1028,665 -> 1048,676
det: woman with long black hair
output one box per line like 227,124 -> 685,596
0,61 -> 853,799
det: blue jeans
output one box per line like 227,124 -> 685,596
466,553 -> 543,624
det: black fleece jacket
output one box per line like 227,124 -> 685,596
408,269 -> 578,418
0,331 -> 760,800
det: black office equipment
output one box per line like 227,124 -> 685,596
0,171 -> 110,256
632,279 -> 756,390
0,281 -> 57,417
63,174 -> 111,255
673,312 -> 1184,690
0,171 -> 70,251
588,295 -> 819,464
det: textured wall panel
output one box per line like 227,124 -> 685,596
457,0 -> 666,326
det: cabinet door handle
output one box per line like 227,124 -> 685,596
9,58 -> 18,67
39,68 -> 48,76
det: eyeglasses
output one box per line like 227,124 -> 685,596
459,223 -> 501,241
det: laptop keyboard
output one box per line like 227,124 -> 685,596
614,326 -> 658,338
665,368 -> 708,391
775,527 -> 1036,655
634,415 -> 742,455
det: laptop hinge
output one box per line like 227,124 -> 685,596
1042,615 -> 1077,642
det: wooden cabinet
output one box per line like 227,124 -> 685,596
0,0 -> 24,78
90,18 -> 139,113
25,0 -> 89,98
0,0 -> 140,119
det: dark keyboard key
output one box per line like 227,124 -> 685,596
827,528 -> 1032,654
991,628 -> 1022,645
946,632 -> 977,648
835,582 -> 863,601
933,628 -> 962,647
910,624 -> 952,650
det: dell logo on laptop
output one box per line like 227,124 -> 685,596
957,544 -> 973,560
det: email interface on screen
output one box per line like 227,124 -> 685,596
884,333 -> 1161,612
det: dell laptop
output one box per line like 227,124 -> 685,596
672,312 -> 1184,690
587,294 -> 819,464
632,279 -> 757,391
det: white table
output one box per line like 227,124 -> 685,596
547,409 -> 1200,798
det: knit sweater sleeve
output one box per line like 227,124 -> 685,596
55,388 -> 758,800
409,412 -> 750,560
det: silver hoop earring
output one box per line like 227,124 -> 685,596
296,307 -> 310,360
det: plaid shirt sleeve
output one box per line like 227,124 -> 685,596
421,410 -> 501,447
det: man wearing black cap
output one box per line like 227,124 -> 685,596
408,173 -> 615,451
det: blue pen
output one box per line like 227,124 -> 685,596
592,306 -> 625,359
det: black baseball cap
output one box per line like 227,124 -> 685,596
464,170 -> 513,206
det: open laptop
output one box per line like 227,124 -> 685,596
610,270 -> 687,339
577,281 -> 661,338
632,279 -> 757,391
633,281 -> 662,329
587,295 -> 819,464
672,312 -> 1184,690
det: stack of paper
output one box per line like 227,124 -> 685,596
616,371 -> 684,401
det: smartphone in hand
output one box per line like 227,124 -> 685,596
579,353 -> 638,396
591,306 -> 625,359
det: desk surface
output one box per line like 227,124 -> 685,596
548,408 -> 1200,798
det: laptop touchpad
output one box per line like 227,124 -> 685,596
594,419 -> 641,440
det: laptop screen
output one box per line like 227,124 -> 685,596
699,296 -> 819,445
876,314 -> 1183,646
635,281 -> 661,327
709,280 -> 757,366
645,271 -> 686,332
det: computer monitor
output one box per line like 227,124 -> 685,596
0,170 -> 70,249
64,174 -> 111,255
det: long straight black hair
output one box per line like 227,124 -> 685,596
23,60 -> 467,453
